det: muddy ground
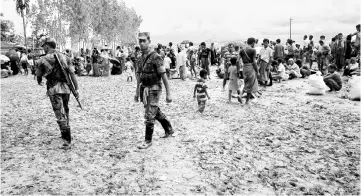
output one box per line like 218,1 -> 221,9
1,67 -> 360,195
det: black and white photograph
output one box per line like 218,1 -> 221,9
1,0 -> 360,195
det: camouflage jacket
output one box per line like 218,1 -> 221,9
137,51 -> 165,90
36,50 -> 75,95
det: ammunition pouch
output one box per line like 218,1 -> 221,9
140,72 -> 160,87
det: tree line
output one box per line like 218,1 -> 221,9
8,0 -> 142,49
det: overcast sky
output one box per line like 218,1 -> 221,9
1,0 -> 360,45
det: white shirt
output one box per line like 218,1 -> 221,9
255,46 -> 262,55
115,49 -> 122,57
20,54 -> 28,63
259,47 -> 273,63
125,61 -> 132,73
176,51 -> 187,70
278,63 -> 286,77
350,62 -> 359,70
303,39 -> 310,48
163,56 -> 171,69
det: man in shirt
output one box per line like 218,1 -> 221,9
36,37 -> 79,149
258,39 -> 273,87
198,42 -> 211,79
176,48 -> 187,80
273,39 -> 284,60
317,40 -> 331,74
335,33 -> 346,71
303,35 -> 310,64
351,24 -> 360,55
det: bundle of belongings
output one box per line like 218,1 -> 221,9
307,71 -> 328,95
348,76 -> 361,101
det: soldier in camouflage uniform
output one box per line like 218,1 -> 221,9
135,32 -> 174,149
36,38 -> 79,149
222,44 -> 240,91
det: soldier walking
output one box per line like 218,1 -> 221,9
135,32 -> 174,149
36,38 -> 79,149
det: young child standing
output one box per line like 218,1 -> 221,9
227,57 -> 243,104
125,57 -> 133,82
193,69 -> 210,113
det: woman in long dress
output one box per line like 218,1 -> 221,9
239,38 -> 259,105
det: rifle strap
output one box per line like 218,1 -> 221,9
141,51 -> 157,74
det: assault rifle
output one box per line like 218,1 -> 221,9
54,53 -> 83,109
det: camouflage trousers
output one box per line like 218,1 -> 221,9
49,94 -> 70,130
143,90 -> 169,127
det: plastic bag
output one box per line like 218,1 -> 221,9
307,73 -> 328,95
349,76 -> 361,100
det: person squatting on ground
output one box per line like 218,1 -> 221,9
286,58 -> 302,79
258,39 -> 273,88
324,64 -> 342,92
239,38 -> 259,106
343,57 -> 359,76
193,69 -> 210,113
272,58 -> 288,82
36,38 -> 79,149
227,57 -> 243,104
135,32 -> 174,150
198,42 -> 211,79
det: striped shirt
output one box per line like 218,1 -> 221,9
195,79 -> 208,101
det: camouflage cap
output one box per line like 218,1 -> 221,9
40,37 -> 56,47
138,32 -> 150,39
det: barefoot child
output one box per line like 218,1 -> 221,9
125,57 -> 133,82
193,69 -> 210,113
228,57 -> 243,103
324,64 -> 342,92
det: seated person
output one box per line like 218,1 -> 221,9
324,64 -> 342,92
286,58 -> 301,79
343,57 -> 359,76
272,58 -> 289,82
295,59 -> 311,78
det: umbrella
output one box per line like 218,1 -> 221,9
109,57 -> 120,65
0,54 -> 10,63
14,44 -> 26,50
5,49 -> 20,62
181,40 -> 190,44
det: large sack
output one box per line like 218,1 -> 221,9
307,73 -> 328,95
349,76 -> 361,100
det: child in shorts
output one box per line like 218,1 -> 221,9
193,69 -> 210,113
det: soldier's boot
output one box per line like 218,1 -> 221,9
138,126 -> 153,149
159,118 -> 174,138
59,128 -> 71,150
